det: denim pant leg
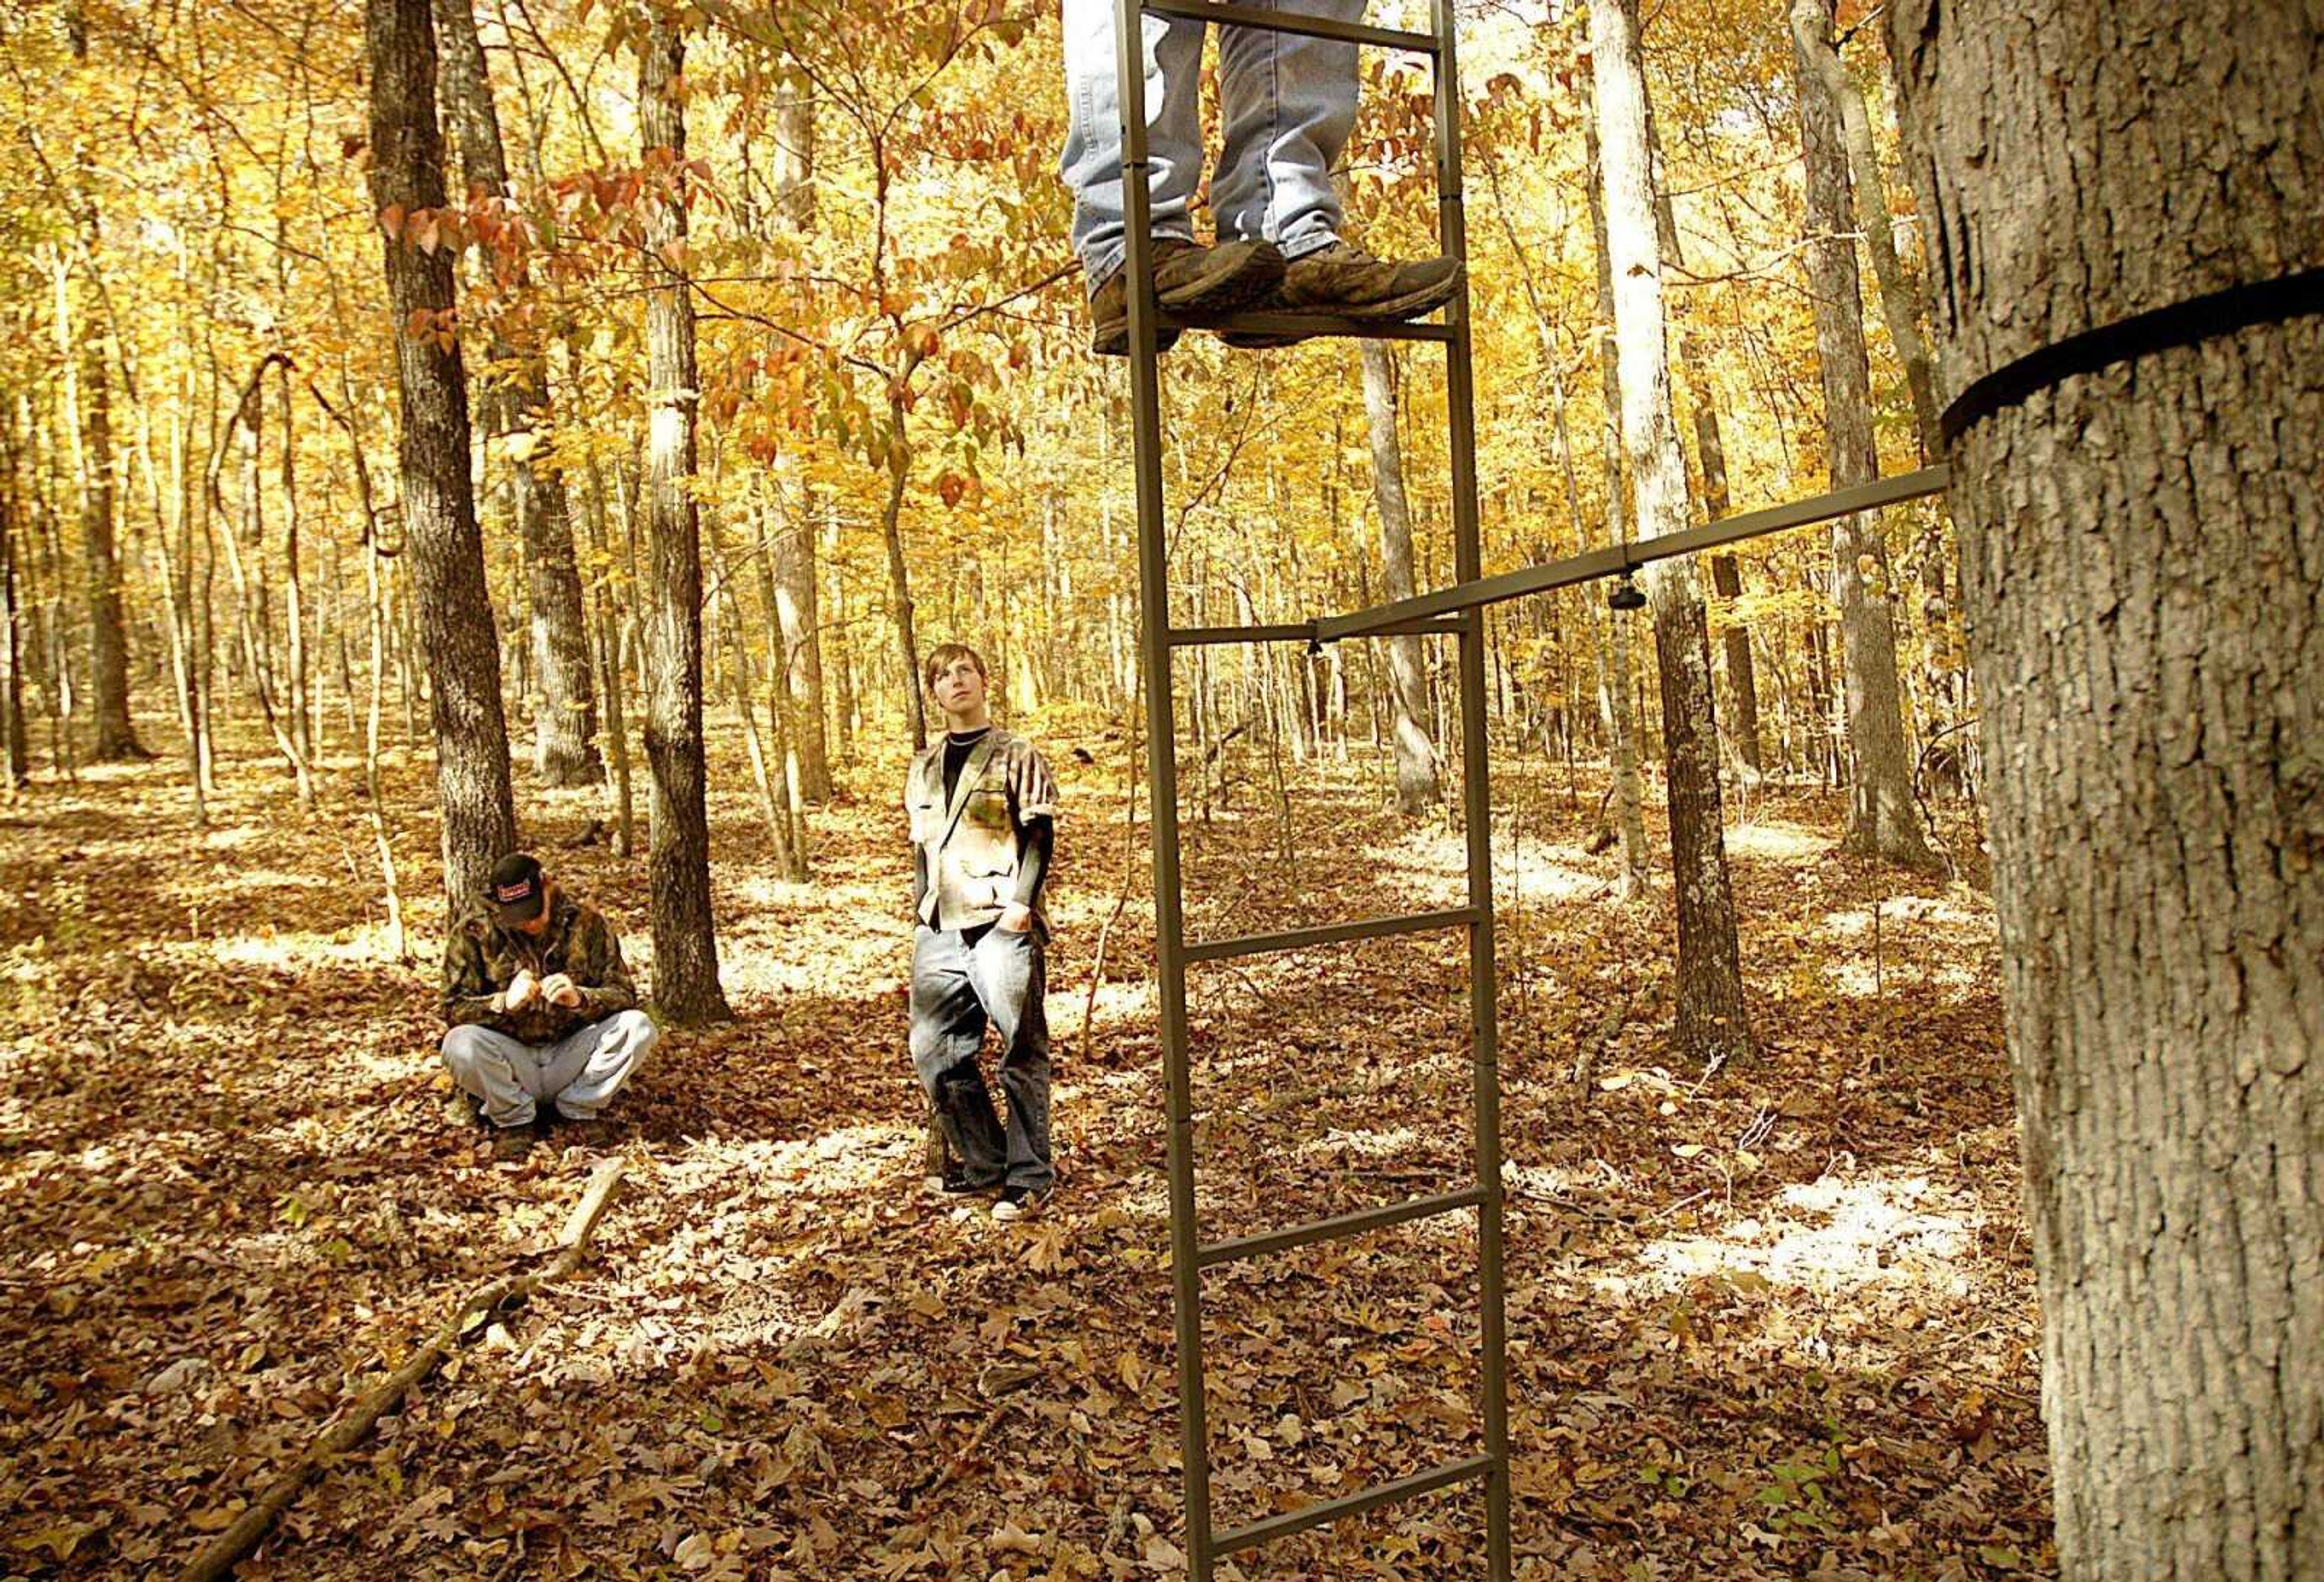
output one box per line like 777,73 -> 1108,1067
970,925 -> 1055,1192
441,1025 -> 540,1127
909,927 -> 1009,1186
1213,1 -> 1363,258
1060,0 -> 1206,288
535,1009 -> 658,1120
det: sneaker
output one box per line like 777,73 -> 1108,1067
990,1185 -> 1051,1222
1089,237 -> 1287,356
1221,240 -> 1464,349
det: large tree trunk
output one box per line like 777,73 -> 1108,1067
1590,0 -> 1752,1066
1890,5 -> 2324,1578
1358,339 -> 1443,818
638,16 -> 731,1025
1793,4 -> 1938,869
435,0 -> 601,787
365,0 -> 517,911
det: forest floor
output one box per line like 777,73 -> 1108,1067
0,712 -> 2050,1581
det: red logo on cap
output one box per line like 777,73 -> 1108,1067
494,880 -> 534,902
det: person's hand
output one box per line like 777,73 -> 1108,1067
503,968 -> 539,1010
997,904 -> 1034,934
540,973 -> 584,1009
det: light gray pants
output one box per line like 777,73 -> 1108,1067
441,1009 -> 657,1127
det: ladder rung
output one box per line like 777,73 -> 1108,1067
1183,906 -> 1478,963
1141,0 -> 1439,54
1207,1452 -> 1495,1557
1196,1184 -> 1485,1269
1157,307 -> 1457,344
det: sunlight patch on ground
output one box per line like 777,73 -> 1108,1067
201,922 -> 406,970
1722,821 -> 1829,861
1492,845 -> 1607,904
1606,1171 -> 1972,1300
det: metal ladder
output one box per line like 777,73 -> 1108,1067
1112,2 -> 1513,1575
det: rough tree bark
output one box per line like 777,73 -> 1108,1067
638,14 -> 731,1024
435,0 -> 600,787
765,79 -> 830,800
79,342 -> 145,760
365,0 -> 517,911
1890,5 -> 2323,1577
1793,7 -> 1938,868
1590,0 -> 1752,1066
1358,339 -> 1443,818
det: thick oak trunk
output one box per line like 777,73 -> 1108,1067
365,0 -> 517,911
1359,339 -> 1443,818
1794,4 -> 1938,868
1890,5 -> 2324,1576
1590,0 -> 1751,1066
639,17 -> 731,1024
435,0 -> 600,787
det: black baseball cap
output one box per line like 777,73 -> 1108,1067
485,853 -> 548,925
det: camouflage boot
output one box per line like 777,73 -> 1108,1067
1221,240 -> 1464,349
1089,237 -> 1286,356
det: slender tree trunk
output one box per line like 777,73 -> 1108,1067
1,409 -> 28,789
77,330 -> 144,760
770,486 -> 832,801
879,399 -> 928,751
577,427 -> 635,858
1357,340 -> 1443,816
1790,0 -> 1940,460
1591,0 -> 1751,1066
1794,10 -> 1938,868
436,0 -> 600,787
1579,91 -> 1653,898
365,0 -> 518,910
277,358 -> 312,768
1892,6 -> 2324,1576
638,14 -> 730,1023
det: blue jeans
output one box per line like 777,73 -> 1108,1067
910,923 -> 1053,1191
1060,0 -> 1364,290
442,1009 -> 657,1127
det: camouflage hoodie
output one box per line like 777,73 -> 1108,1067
439,890 -> 640,1044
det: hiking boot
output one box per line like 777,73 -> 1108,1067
991,1184 -> 1051,1223
1221,240 -> 1464,348
1089,237 -> 1287,356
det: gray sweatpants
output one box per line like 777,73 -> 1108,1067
441,1009 -> 657,1127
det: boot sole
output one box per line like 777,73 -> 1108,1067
1093,242 -> 1287,356
1221,262 -> 1466,349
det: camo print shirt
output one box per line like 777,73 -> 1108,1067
439,891 -> 640,1043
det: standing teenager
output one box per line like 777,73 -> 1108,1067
905,644 -> 1062,1219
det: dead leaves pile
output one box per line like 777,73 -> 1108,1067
0,735 -> 2050,1578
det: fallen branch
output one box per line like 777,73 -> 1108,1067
177,1158 -> 627,1582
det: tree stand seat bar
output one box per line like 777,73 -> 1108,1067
1140,0 -> 1440,54
1314,464 -> 1953,643
1158,307 -> 1459,344
1182,905 -> 1481,963
1207,1453 -> 1498,1557
1169,615 -> 1467,648
1196,1184 -> 1488,1269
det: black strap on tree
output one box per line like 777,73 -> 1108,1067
1938,264 -> 2324,447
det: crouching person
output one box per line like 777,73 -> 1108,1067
441,852 -> 656,1158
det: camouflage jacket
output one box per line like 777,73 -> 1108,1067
439,891 -> 639,1044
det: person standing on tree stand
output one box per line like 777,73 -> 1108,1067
907,645 -> 1061,1221
1060,0 -> 1465,354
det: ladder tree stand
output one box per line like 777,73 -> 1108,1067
1111,3 -> 1952,1574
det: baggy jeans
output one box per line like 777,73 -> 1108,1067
1060,0 -> 1364,289
909,922 -> 1054,1191
441,1008 -> 658,1127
